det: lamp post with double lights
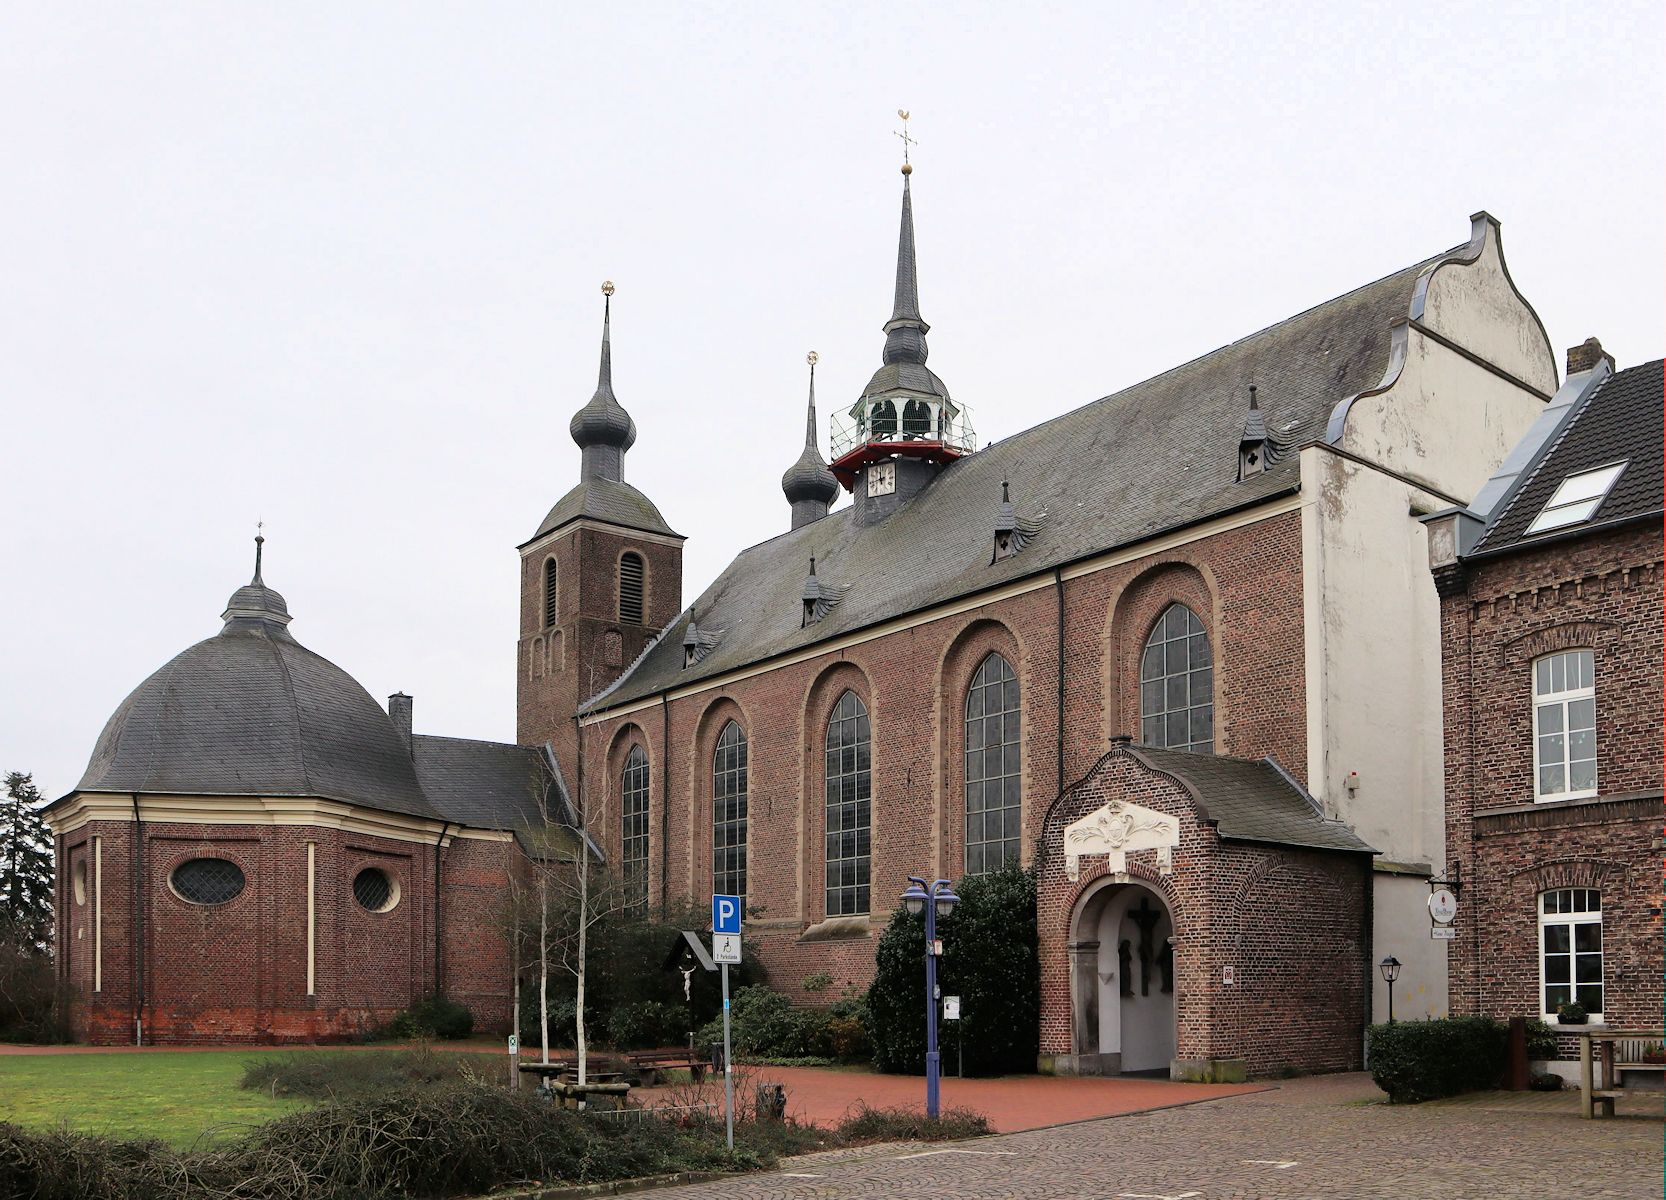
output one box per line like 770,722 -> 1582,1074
901,875 -> 960,1118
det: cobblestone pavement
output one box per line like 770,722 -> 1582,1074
653,1074 -> 1663,1199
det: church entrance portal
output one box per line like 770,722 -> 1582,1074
1068,882 -> 1176,1075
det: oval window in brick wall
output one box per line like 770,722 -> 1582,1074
353,867 -> 400,913
170,858 -> 246,906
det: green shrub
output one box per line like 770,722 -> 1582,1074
698,987 -> 835,1059
835,1102 -> 990,1143
1368,1017 -> 1507,1102
1524,1018 -> 1560,1061
241,1050 -> 478,1100
383,994 -> 474,1040
607,1000 -> 692,1049
867,862 -> 1039,1076
1556,1001 -> 1588,1025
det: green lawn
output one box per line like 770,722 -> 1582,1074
0,1051 -> 323,1147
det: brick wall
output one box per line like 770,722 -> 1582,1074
576,509 -> 1312,1005
1035,748 -> 1368,1075
55,817 -> 517,1044
1437,522 -> 1663,1036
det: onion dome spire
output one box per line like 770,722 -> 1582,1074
221,530 -> 293,635
782,351 -> 839,529
568,282 -> 638,482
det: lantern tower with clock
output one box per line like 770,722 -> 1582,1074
829,145 -> 975,526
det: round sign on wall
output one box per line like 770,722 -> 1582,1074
1428,888 -> 1458,924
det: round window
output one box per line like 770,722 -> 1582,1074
170,858 -> 245,905
353,867 -> 399,913
73,861 -> 88,906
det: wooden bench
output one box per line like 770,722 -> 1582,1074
1575,1027 -> 1665,1118
626,1048 -> 710,1086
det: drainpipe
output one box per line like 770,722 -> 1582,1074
1054,569 -> 1066,799
660,693 -> 671,912
130,793 -> 145,1046
433,822 -> 450,997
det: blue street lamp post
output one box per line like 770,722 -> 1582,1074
901,875 -> 960,1119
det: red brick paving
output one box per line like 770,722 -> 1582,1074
640,1065 -> 1265,1132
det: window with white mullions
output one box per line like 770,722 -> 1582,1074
824,690 -> 871,916
621,745 -> 650,907
1540,888 -> 1603,1017
1525,462 -> 1626,535
1533,650 -> 1596,801
964,652 -> 1021,876
1139,603 -> 1214,753
712,721 -> 748,898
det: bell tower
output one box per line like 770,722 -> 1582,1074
828,139 -> 974,525
517,283 -> 683,774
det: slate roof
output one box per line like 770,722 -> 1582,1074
73,608 -> 439,822
1471,359 -> 1663,556
588,242 -> 1462,711
1127,745 -> 1376,854
411,735 -> 552,833
528,478 -> 680,543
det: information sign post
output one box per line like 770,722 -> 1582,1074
712,895 -> 742,1150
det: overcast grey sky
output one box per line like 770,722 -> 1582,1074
3,2 -> 1660,799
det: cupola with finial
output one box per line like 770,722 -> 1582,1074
221,530 -> 293,636
781,351 -> 840,529
569,281 -> 638,483
828,112 -> 975,526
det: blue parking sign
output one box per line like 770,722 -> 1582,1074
712,894 -> 742,934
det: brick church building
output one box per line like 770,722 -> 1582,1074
52,161 -> 1580,1072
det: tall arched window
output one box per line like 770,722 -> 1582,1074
543,557 -> 559,628
619,553 -> 645,625
824,691 -> 871,916
1140,603 -> 1214,753
965,652 -> 1021,875
713,721 -> 748,897
621,745 -> 650,907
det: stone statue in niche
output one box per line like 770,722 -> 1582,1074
1129,897 -> 1162,998
1158,941 -> 1174,994
1118,940 -> 1134,998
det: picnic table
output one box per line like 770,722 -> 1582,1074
626,1047 -> 710,1086
1573,1026 -> 1664,1118
517,1060 -> 631,1108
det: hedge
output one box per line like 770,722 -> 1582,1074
867,862 -> 1039,1076
1368,1017 -> 1507,1102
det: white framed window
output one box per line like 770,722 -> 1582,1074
1525,462 -> 1626,535
1533,650 -> 1596,801
1540,888 -> 1603,1019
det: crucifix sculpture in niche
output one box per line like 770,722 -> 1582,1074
1129,897 -> 1162,998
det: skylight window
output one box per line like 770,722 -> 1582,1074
1525,462 -> 1627,535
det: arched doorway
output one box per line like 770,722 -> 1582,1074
1069,881 -> 1176,1075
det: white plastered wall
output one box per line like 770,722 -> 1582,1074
1300,447 -> 1452,1020
1307,216 -> 1557,1022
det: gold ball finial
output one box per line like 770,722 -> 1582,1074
806,350 -> 819,366
601,280 -> 615,296
901,162 -> 912,175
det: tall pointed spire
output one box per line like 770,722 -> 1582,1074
569,281 -> 638,483
782,351 -> 839,529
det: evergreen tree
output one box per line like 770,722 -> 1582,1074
0,772 -> 55,953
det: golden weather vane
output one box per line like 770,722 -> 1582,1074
894,109 -> 917,173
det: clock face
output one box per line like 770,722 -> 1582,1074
867,461 -> 897,497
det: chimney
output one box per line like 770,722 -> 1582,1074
1565,337 -> 1614,376
388,692 -> 413,754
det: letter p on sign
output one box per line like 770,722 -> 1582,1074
713,894 -> 742,935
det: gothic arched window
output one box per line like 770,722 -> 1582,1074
824,691 -> 871,916
543,557 -> 559,628
621,745 -> 650,907
619,553 -> 645,625
713,721 -> 748,897
965,652 -> 1021,875
1140,603 -> 1214,753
